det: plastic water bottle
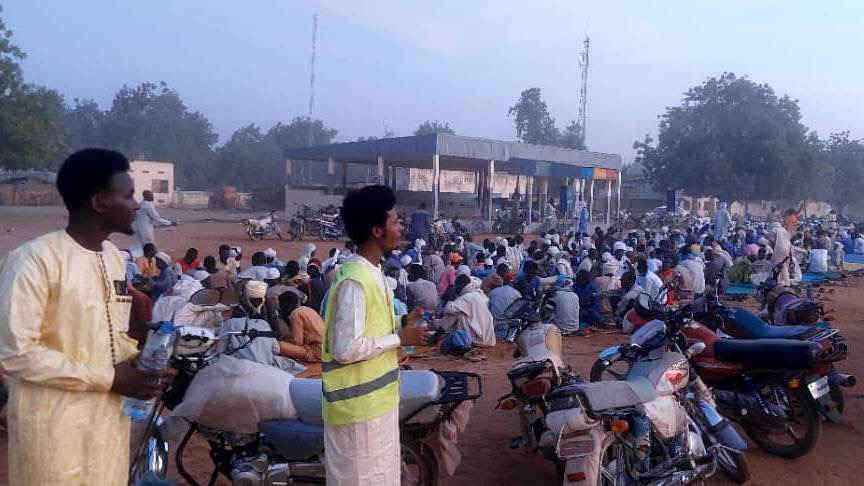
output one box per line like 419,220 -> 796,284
122,321 -> 176,420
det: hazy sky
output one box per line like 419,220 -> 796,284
5,1 -> 864,161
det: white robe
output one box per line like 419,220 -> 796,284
0,230 -> 140,485
130,200 -> 171,257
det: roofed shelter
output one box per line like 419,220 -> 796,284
283,133 -> 623,226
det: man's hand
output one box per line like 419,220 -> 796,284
399,326 -> 429,347
110,360 -> 176,400
403,306 -> 425,327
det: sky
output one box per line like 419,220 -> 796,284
5,1 -> 864,162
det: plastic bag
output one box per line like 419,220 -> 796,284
171,355 -> 297,434
440,330 -> 472,355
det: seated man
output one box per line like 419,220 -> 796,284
277,291 -> 323,364
437,275 -> 496,347
136,243 -> 160,279
175,247 -> 201,274
487,278 -> 522,337
150,251 -> 177,300
406,264 -> 439,313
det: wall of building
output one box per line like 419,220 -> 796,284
129,160 -> 174,206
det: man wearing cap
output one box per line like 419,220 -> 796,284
216,244 -> 239,281
150,251 -> 177,300
438,252 -> 461,296
220,280 -> 295,370
130,189 -> 173,258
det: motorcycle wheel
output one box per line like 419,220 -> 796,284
247,229 -> 263,241
319,227 -> 330,241
597,433 -> 629,485
401,439 -> 438,486
745,386 -> 822,459
589,357 -> 634,383
273,224 -> 283,240
715,446 -> 751,483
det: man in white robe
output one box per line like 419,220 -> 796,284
0,149 -> 174,486
130,189 -> 173,257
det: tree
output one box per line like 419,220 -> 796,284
414,120 -> 454,136
211,124 -> 282,191
508,88 -> 559,145
0,7 -> 66,169
267,116 -> 337,151
556,120 -> 586,150
100,82 -> 217,187
63,98 -> 107,152
822,132 -> 864,209
634,73 -> 822,202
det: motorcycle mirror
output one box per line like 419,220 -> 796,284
686,341 -> 707,358
189,288 -> 221,306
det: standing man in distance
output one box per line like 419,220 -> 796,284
0,149 -> 174,485
410,202 -> 431,244
321,185 -> 428,485
130,189 -> 173,257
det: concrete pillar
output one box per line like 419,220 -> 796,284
284,159 -> 292,219
327,157 -> 335,176
432,154 -> 440,220
540,176 -> 549,218
606,179 -> 612,227
589,179 -> 595,224
487,160 -> 495,220
377,156 -> 385,185
527,176 -> 534,225
342,161 -> 348,188
388,165 -> 394,188
616,172 -> 622,224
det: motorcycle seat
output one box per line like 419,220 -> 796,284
259,419 -> 324,461
289,370 -> 442,426
728,308 -> 817,339
713,338 -> 821,370
562,378 -> 656,412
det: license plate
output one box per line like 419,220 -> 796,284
557,432 -> 595,458
807,376 -> 829,399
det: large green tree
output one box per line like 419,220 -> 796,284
211,124 -> 282,191
414,120 -> 454,136
822,132 -> 864,209
100,82 -> 217,187
634,73 -> 824,202
0,6 -> 66,169
63,98 -> 106,151
267,116 -> 337,152
508,88 -> 559,145
557,120 -> 586,150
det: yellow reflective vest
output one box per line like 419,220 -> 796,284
321,261 -> 400,425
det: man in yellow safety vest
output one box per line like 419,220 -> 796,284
321,185 -> 428,485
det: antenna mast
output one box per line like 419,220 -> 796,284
307,13 -> 318,146
578,35 -> 590,145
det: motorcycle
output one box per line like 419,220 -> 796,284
241,211 -> 283,241
314,212 -> 343,241
496,294 -> 580,468
569,316 -> 750,485
130,288 -> 482,486
605,291 -> 845,458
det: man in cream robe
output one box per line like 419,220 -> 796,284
0,149 -> 171,485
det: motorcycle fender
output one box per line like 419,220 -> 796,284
545,407 -> 597,436
562,428 -> 609,485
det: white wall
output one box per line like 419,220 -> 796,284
130,160 -> 174,207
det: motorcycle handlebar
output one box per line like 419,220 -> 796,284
225,328 -> 280,339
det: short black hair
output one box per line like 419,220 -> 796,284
251,252 -> 266,266
279,290 -> 300,311
143,243 -> 156,255
341,185 -> 396,246
203,256 -> 216,270
408,263 -> 427,281
56,149 -> 130,211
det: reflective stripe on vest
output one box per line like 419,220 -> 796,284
322,367 -> 399,402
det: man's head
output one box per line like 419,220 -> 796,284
218,244 -> 231,262
184,248 -> 198,263
278,289 -> 301,318
203,256 -> 217,273
475,253 -> 486,265
621,270 -> 637,290
251,251 -> 267,267
143,243 -> 157,258
56,149 -> 138,235
142,190 -> 154,202
407,263 -> 427,282
523,260 -> 539,278
496,262 -> 511,278
244,280 -> 268,315
154,252 -> 172,271
636,258 -> 648,275
284,260 -> 300,278
341,185 -> 401,251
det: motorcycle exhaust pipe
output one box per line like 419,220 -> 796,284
697,400 -> 747,451
713,390 -> 788,421
829,373 -> 856,388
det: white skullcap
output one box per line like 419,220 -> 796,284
613,241 -> 627,252
265,267 -> 281,280
190,270 -> 210,281
543,239 -> 552,246
263,248 -> 276,258
415,238 -> 426,249
400,255 -> 412,267
484,258 -> 494,266
456,265 -> 471,277
601,251 -> 613,262
245,280 -> 268,299
391,249 -> 402,256
602,261 -> 618,276
154,252 -> 172,265
385,276 -> 398,291
547,246 -> 561,257
303,243 -> 316,256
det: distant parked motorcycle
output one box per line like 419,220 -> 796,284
755,256 -> 825,325
241,210 -> 283,241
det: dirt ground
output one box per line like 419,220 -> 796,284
0,206 -> 862,485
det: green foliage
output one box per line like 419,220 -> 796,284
634,73 -> 825,202
508,88 -> 559,145
414,120 -> 454,136
210,124 -> 282,191
557,120 -> 586,150
268,117 -> 337,151
822,132 -> 864,208
0,7 -> 66,170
